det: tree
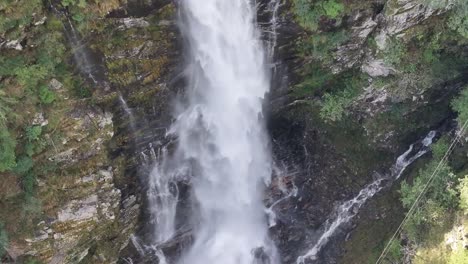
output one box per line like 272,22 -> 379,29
451,86 -> 468,126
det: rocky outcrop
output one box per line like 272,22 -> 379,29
375,0 -> 454,49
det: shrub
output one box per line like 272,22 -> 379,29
451,86 -> 468,125
320,82 -> 358,122
386,240 -> 403,263
292,0 -> 345,31
300,30 -> 349,62
322,0 -> 344,19
458,176 -> 468,213
0,128 -> 16,172
447,0 -> 468,39
14,156 -> 34,175
383,38 -> 407,66
400,140 -> 459,242
14,65 -> 49,89
25,126 -> 42,142
0,90 -> 17,126
39,85 -> 56,104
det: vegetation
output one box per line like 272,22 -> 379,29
451,86 -> 468,125
0,128 -> 16,172
0,222 -> 7,257
0,0 -> 89,255
447,0 -> 468,39
292,0 -> 345,31
391,85 -> 468,261
320,83 -> 360,122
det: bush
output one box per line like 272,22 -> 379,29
458,176 -> 468,213
386,240 -> 403,263
292,0 -> 345,31
320,82 -> 359,122
0,128 -> 16,172
383,38 -> 407,66
25,126 -> 42,142
14,156 -> 34,175
447,0 -> 468,39
14,65 -> 49,89
39,86 -> 56,104
400,161 -> 457,210
400,138 -> 460,242
322,0 -> 344,19
300,30 -> 349,62
451,86 -> 468,125
0,90 -> 16,126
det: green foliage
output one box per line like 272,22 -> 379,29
447,0 -> 468,39
458,176 -> 468,213
0,222 -> 8,257
294,66 -> 334,96
39,86 -> 56,104
448,245 -> 468,263
61,0 -> 87,8
319,76 -> 364,122
0,55 -> 26,76
292,0 -> 345,31
14,156 -> 34,175
300,30 -> 349,62
399,137 -> 460,242
0,90 -> 16,126
431,137 -> 450,160
320,88 -> 355,122
0,0 -> 43,39
292,0 -> 321,31
386,240 -> 403,263
25,126 -> 42,142
383,38 -> 407,66
451,86 -> 468,125
322,0 -> 345,19
0,128 -> 16,172
14,65 -> 49,89
401,162 -> 457,210
36,32 -> 66,70
22,172 -> 36,198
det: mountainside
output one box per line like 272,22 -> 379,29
0,0 -> 467,263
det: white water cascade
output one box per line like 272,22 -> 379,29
297,131 -> 437,263
148,0 -> 278,263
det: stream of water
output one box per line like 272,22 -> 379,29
297,131 -> 437,263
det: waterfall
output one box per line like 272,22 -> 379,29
297,131 -> 437,263
147,0 -> 278,263
174,0 -> 277,262
118,94 -> 137,133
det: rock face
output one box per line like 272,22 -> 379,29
375,0 -> 454,49
1,0 -> 466,264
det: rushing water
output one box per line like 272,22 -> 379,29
297,131 -> 437,263
148,0 -> 278,263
